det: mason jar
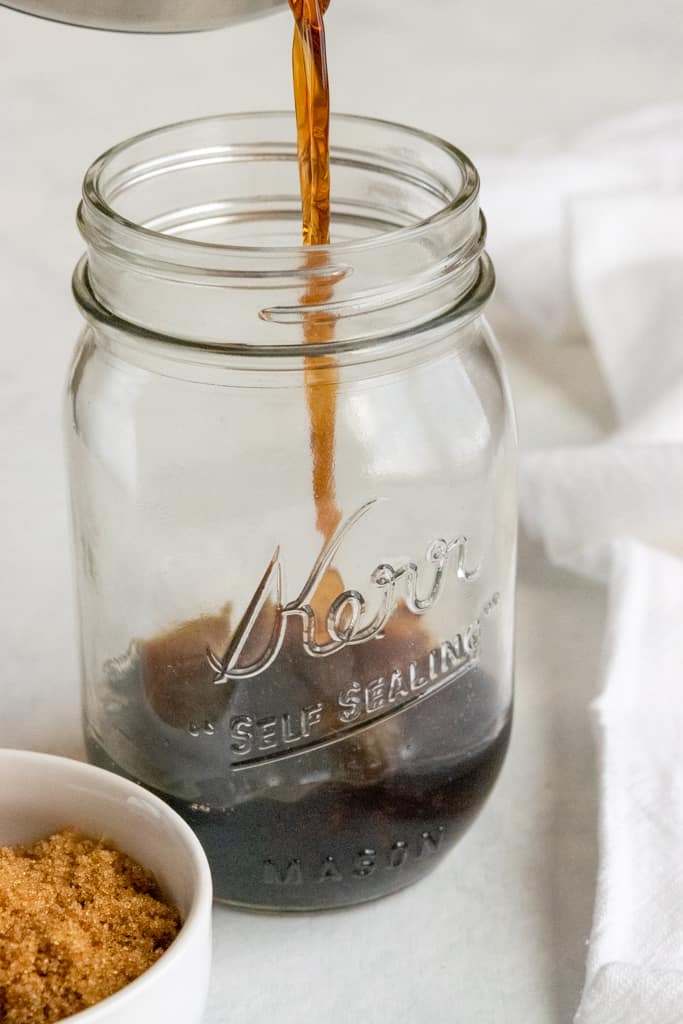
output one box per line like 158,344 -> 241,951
65,112 -> 517,910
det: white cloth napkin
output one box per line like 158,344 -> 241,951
485,106 -> 683,1022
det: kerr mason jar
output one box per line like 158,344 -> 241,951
66,113 -> 517,910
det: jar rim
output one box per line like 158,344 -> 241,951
76,111 -> 490,353
80,110 -> 480,262
72,248 -> 494,360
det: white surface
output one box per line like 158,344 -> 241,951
0,749 -> 213,1024
1,2 -> 681,1021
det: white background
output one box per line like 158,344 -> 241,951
1,2 -> 681,1020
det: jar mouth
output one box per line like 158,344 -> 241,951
79,111 -> 480,262
76,112 -> 488,351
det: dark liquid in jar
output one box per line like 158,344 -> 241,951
87,599 -> 511,908
87,666 -> 510,909
85,598 -> 509,909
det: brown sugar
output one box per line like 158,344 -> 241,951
0,828 -> 181,1024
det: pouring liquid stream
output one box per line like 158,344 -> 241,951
288,0 -> 343,615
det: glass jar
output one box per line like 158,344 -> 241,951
66,113 -> 517,910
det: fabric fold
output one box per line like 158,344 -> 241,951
576,544 -> 683,1023
497,104 -> 683,1020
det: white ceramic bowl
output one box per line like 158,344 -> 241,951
0,748 -> 213,1024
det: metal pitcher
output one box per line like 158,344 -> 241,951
1,0 -> 287,32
